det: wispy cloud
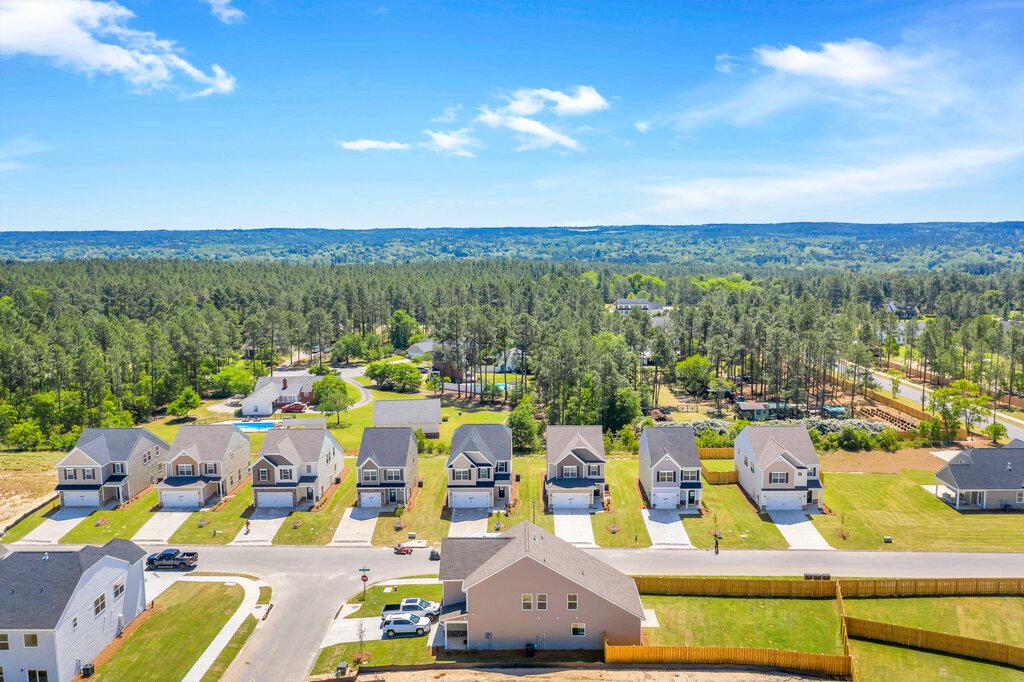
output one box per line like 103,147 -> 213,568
714,52 -> 736,74
203,0 -> 246,25
504,85 -> 609,116
477,106 -> 580,151
0,136 -> 49,171
336,139 -> 411,151
755,39 -> 923,87
0,0 -> 236,97
431,104 -> 462,123
419,128 -> 479,157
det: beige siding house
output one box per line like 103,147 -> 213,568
637,426 -> 702,509
356,427 -> 418,507
157,425 -> 250,509
446,424 -> 513,509
734,425 -> 822,511
544,425 -> 606,509
252,420 -> 344,508
55,429 -> 170,508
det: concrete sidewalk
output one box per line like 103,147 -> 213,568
181,575 -> 262,682
231,509 -> 289,545
767,510 -> 834,551
447,508 -> 490,537
132,510 -> 192,544
330,507 -> 378,546
642,508 -> 693,547
552,509 -> 597,547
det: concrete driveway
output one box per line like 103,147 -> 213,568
231,509 -> 289,545
767,510 -> 835,551
642,509 -> 692,547
132,510 -> 193,544
330,507 -> 379,546
448,508 -> 490,537
552,509 -> 597,547
15,507 -> 93,544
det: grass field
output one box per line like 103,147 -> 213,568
273,459 -> 356,544
642,595 -> 844,653
200,615 -> 257,682
851,639 -> 1024,681
487,454 -> 554,534
95,581 -> 243,681
346,583 -> 443,617
1,497 -> 61,542
592,458 -> 651,548
372,456 -> 450,546
812,471 -> 1024,551
60,489 -> 160,544
683,484 -> 788,549
701,458 -> 736,472
169,485 -> 254,544
844,596 -> 1024,646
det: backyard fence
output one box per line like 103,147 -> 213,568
604,642 -> 852,677
698,447 -> 733,459
700,467 -> 738,485
838,577 -> 1024,598
632,576 -> 837,598
845,617 -> 1024,668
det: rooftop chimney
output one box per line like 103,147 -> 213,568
282,378 -> 288,389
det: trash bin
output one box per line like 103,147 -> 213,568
525,643 -> 536,657
82,664 -> 95,677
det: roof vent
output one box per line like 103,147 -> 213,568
42,552 -> 49,561
1008,462 -> 1013,471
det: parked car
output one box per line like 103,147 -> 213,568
281,402 -> 306,413
381,597 -> 441,621
380,613 -> 431,637
393,544 -> 412,555
146,548 -> 198,570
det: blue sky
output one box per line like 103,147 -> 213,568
1,0 -> 1022,230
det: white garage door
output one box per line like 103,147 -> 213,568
160,490 -> 201,509
551,493 -> 590,509
652,491 -> 679,509
63,491 -> 100,507
257,491 -> 294,508
766,494 -> 803,511
360,491 -> 382,507
450,491 -> 489,508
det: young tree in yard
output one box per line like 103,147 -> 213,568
388,309 -> 418,351
507,395 -> 541,450
425,373 -> 444,396
983,421 -> 1008,444
167,386 -> 201,417
890,376 -> 901,399
331,333 -> 364,364
675,354 -> 711,395
313,375 -> 354,426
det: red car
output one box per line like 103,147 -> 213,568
280,402 -> 306,413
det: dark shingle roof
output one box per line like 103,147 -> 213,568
936,446 -> 1024,490
438,536 -> 512,581
357,427 -> 417,468
0,540 -> 145,629
447,424 -> 512,467
71,428 -> 168,465
261,427 -> 335,463
744,425 -> 819,469
640,426 -> 699,468
546,425 -> 605,465
373,399 -> 442,427
170,424 -> 247,462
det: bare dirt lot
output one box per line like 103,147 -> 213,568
373,669 -> 808,682
820,448 -> 947,474
0,451 -> 61,528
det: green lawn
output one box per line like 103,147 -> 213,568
845,596 -> 1024,646
346,583 -> 443,618
683,484 -> 788,549
592,458 -> 651,548
60,490 -> 160,544
642,595 -> 843,653
169,486 -> 254,544
372,456 -> 450,546
1,497 -> 60,543
488,454 -> 555,534
200,615 -> 257,682
812,471 -> 1024,551
95,581 -> 243,681
701,458 -> 736,472
851,639 -> 1024,682
273,459 -> 356,544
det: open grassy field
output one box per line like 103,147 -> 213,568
701,458 -> 735,472
592,458 -> 651,548
641,595 -> 844,653
851,639 -> 1024,682
0,450 -> 62,529
487,453 -> 554,534
372,456 -> 450,546
347,583 -> 443,617
683,484 -> 788,549
169,485 -> 255,544
94,581 -> 243,681
812,471 -> 1024,551
273,459 -> 357,544
844,596 -> 1024,646
60,489 -> 160,544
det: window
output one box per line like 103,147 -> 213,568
143,450 -> 152,465
204,463 -> 218,475
537,594 -> 547,610
656,471 -> 676,483
588,465 -> 601,477
567,594 -> 578,610
682,470 -> 699,482
24,633 -> 38,647
385,469 -> 402,482
571,623 -> 586,637
279,469 -> 293,481
562,465 -> 578,478
94,594 -> 106,616
65,469 -> 77,480
176,464 -> 193,477
306,464 -> 313,475
478,467 -> 491,479
0,634 -> 7,650
258,469 -> 269,482
496,461 -> 508,473
84,469 -> 95,480
769,472 -> 789,485
112,462 -> 124,475
453,469 -> 471,481
72,617 -> 78,629
114,582 -> 124,599
28,672 -> 49,682
363,469 -> 378,484
743,456 -> 748,467
1017,491 -> 1024,503
521,594 -> 533,610
808,467 -> 817,478
0,665 -> 4,682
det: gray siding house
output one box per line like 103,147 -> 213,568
544,426 -> 606,509
734,425 -> 822,511
935,440 -> 1024,510
55,429 -> 170,508
373,398 -> 442,437
241,373 -> 317,417
252,422 -> 344,508
356,427 -> 418,507
156,425 -> 250,510
0,540 -> 147,682
638,426 -> 702,509
446,424 -> 513,509
437,522 -> 643,651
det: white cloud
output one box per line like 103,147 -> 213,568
477,107 -> 580,151
431,104 -> 462,123
419,128 -> 479,157
203,0 -> 246,25
0,0 -> 236,97
0,136 -> 49,171
714,52 -> 736,74
506,85 -> 609,116
336,139 -> 411,151
634,120 -> 652,133
755,38 -> 923,87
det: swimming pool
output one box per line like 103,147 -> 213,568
232,420 -> 278,432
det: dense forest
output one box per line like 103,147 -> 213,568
1,255 -> 1023,451
2,222 -> 1024,272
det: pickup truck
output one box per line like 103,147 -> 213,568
380,597 -> 441,621
380,613 -> 431,637
145,548 -> 198,570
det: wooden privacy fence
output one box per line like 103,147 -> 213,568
698,447 -> 733,459
845,617 -> 1024,669
604,642 -> 852,677
838,577 -> 1024,598
700,467 -> 738,485
633,576 -> 837,598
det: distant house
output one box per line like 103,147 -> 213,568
55,428 -> 170,508
884,300 -> 921,320
373,398 -> 442,437
0,539 -> 147,682
446,424 -> 513,509
544,426 -> 606,509
614,298 -> 664,314
735,401 -> 769,421
157,425 -> 250,509
638,426 -> 702,509
252,423 -> 344,508
356,427 -> 418,507
437,522 -> 643,651
407,339 -> 436,358
491,348 -> 523,374
241,373 -> 317,417
734,425 -> 822,511
880,320 -> 926,345
935,440 -> 1024,510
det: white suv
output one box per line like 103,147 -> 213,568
380,613 -> 431,637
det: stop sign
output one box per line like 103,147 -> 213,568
361,574 -> 369,583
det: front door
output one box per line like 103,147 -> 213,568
806,490 -> 814,504
969,491 -> 984,507
307,486 -> 314,500
687,489 -> 697,505
388,488 -> 398,503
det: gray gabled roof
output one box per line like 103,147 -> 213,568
407,339 -> 436,355
70,428 -> 168,465
260,427 -> 336,464
438,536 -> 512,581
936,446 -> 1024,490
546,425 -> 605,465
447,424 -> 512,467
248,373 -> 317,401
456,522 -> 644,619
170,424 -> 247,463
0,540 -> 145,629
743,425 -> 819,469
357,427 -> 417,468
373,398 -> 442,427
640,426 -> 699,468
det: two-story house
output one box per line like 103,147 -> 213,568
446,424 -> 513,509
241,373 -> 317,417
437,522 -> 643,651
0,539 -> 146,682
637,426 -> 702,509
373,398 -> 442,437
55,429 -> 170,508
614,298 -> 664,314
734,425 -> 822,511
544,425 -> 606,510
156,425 -> 250,509
251,421 -> 344,508
356,427 -> 418,507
